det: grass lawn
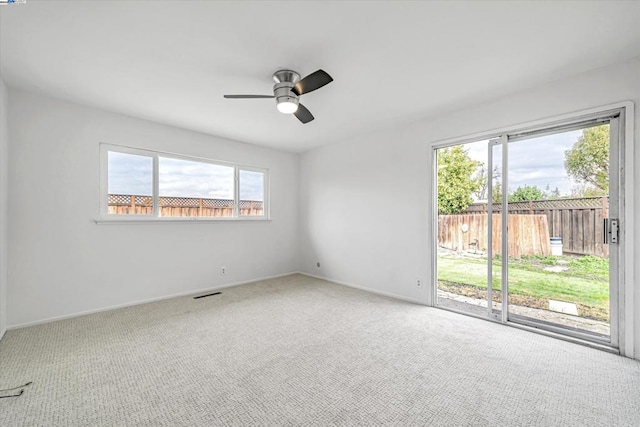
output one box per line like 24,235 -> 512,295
437,255 -> 609,310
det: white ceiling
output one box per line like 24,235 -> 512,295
1,1 -> 640,153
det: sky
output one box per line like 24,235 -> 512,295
464,129 -> 584,199
107,152 -> 264,201
108,126 -> 592,203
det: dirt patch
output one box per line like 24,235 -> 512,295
438,281 -> 608,322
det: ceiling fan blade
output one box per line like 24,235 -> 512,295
223,95 -> 274,99
294,103 -> 314,124
292,69 -> 333,96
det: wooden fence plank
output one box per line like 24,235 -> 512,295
562,210 -> 572,252
573,209 -> 584,253
459,197 -> 608,257
438,214 -> 550,257
108,194 -> 262,218
584,209 -> 595,255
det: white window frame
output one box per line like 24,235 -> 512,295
98,143 -> 270,222
427,101 -> 634,358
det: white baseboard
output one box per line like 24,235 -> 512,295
8,271 -> 426,330
7,272 -> 298,330
298,272 -> 427,306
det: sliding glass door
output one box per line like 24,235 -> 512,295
434,110 -> 623,347
435,139 -> 493,317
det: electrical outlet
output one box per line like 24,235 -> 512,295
221,267 -> 227,276
416,278 -> 422,287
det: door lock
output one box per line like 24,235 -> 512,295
604,218 -> 619,244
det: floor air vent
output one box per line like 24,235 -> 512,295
193,292 -> 222,300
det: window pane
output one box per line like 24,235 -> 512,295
159,157 -> 234,217
506,125 -> 611,338
435,140 -> 494,316
239,170 -> 264,216
108,151 -> 153,215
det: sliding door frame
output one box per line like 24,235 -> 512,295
504,114 -> 620,348
429,102 -> 635,358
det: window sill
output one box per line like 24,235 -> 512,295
94,216 -> 271,224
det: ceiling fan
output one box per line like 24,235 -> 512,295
223,69 -> 333,124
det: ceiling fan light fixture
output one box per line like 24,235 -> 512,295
223,69 -> 332,124
276,98 -> 299,114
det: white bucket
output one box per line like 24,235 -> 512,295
550,237 -> 563,256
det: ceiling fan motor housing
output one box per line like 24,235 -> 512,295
273,70 -> 300,109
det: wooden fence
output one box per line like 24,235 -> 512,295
108,194 -> 264,217
438,214 -> 551,258
453,197 -> 608,257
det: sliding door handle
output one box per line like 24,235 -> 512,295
603,218 -> 619,244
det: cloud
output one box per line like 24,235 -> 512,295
462,130 -> 582,196
159,157 -> 234,199
240,170 -> 264,201
108,152 -> 153,195
108,152 -> 264,201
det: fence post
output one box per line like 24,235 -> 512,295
199,198 -> 203,217
130,195 -> 136,213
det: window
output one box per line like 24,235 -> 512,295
239,169 -> 265,217
431,104 -> 633,353
107,151 -> 153,215
158,157 -> 235,218
100,144 -> 269,220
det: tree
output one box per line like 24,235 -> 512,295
437,146 -> 481,214
472,165 -> 501,201
509,185 -> 546,202
492,181 -> 503,203
570,184 -> 606,198
565,125 -> 609,195
543,184 -> 561,199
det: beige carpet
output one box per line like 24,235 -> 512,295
1,274 -> 639,426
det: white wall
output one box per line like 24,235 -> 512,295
7,89 -> 299,327
298,124 -> 431,304
299,58 -> 640,358
0,77 -> 8,339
